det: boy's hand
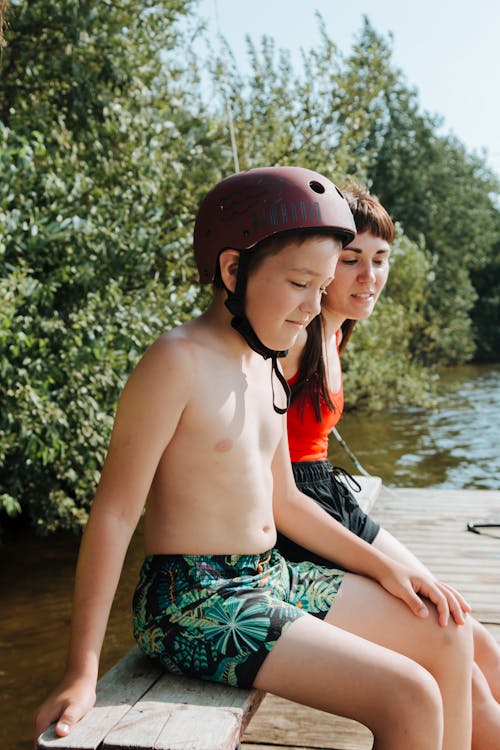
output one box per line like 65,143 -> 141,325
33,675 -> 96,743
378,561 -> 471,627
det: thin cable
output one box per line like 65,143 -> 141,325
330,427 -> 371,477
213,0 -> 240,172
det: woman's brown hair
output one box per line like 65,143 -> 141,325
291,183 -> 395,419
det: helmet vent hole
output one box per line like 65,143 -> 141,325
309,180 -> 325,194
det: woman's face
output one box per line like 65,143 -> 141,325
322,231 -> 391,321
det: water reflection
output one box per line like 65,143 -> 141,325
332,364 -> 500,490
0,525 -> 143,750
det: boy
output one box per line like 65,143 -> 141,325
35,167 -> 473,749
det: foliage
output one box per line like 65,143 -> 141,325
0,0 -> 7,46
470,226 -> 500,361
0,0 -> 224,532
1,5 -> 499,533
360,19 -> 500,365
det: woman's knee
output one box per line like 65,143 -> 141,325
432,615 -> 474,673
472,618 -> 500,663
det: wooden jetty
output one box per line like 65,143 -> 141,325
242,485 -> 500,750
37,483 -> 500,750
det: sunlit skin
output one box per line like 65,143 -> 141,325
282,232 -> 391,389
322,230 -> 391,326
243,235 -> 340,353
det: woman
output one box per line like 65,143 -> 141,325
278,184 -> 500,749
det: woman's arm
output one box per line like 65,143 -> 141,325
272,429 -> 470,627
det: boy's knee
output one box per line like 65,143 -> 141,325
370,663 -> 443,744
404,663 -> 442,714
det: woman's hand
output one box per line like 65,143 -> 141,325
377,559 -> 471,627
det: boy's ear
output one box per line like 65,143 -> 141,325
218,249 -> 240,292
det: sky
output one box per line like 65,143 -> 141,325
196,0 -> 500,179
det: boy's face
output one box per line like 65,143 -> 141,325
322,231 -> 391,321
245,235 -> 341,352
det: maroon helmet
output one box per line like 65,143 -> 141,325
193,166 -> 356,283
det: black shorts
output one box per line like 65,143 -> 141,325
276,459 -> 380,568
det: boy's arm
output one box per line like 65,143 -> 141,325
34,337 -> 192,738
34,508 -> 137,738
271,430 -> 470,627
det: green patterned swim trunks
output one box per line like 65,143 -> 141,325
133,547 -> 344,688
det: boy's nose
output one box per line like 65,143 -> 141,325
300,290 -> 322,316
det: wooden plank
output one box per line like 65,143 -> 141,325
104,703 -> 242,750
242,694 -> 372,750
103,672 -> 263,750
373,488 -> 500,625
38,649 -> 163,750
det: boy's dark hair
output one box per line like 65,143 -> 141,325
213,229 -> 343,290
291,183 -> 395,420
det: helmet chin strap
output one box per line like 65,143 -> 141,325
224,253 -> 291,415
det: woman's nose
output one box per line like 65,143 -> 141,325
358,263 -> 376,283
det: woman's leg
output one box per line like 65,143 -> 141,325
373,527 -> 500,745
254,608 -> 443,750
471,663 -> 500,750
325,573 -> 473,750
471,618 -> 500,701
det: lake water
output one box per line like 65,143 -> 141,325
331,363 -> 500,490
1,363 -> 499,750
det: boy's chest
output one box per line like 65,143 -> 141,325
189,360 -> 283,457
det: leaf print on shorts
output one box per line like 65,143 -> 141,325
200,596 -> 271,655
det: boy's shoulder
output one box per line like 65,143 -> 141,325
138,323 -> 201,377
130,318 -> 224,390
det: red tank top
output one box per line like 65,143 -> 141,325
286,341 -> 344,462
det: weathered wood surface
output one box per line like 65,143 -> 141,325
38,649 -> 163,750
242,486 -> 500,750
341,474 -> 381,514
38,648 -> 264,750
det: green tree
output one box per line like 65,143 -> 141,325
356,19 -> 500,364
0,0 -> 7,46
205,12 -> 390,180
470,227 -> 500,361
0,0 -> 228,533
